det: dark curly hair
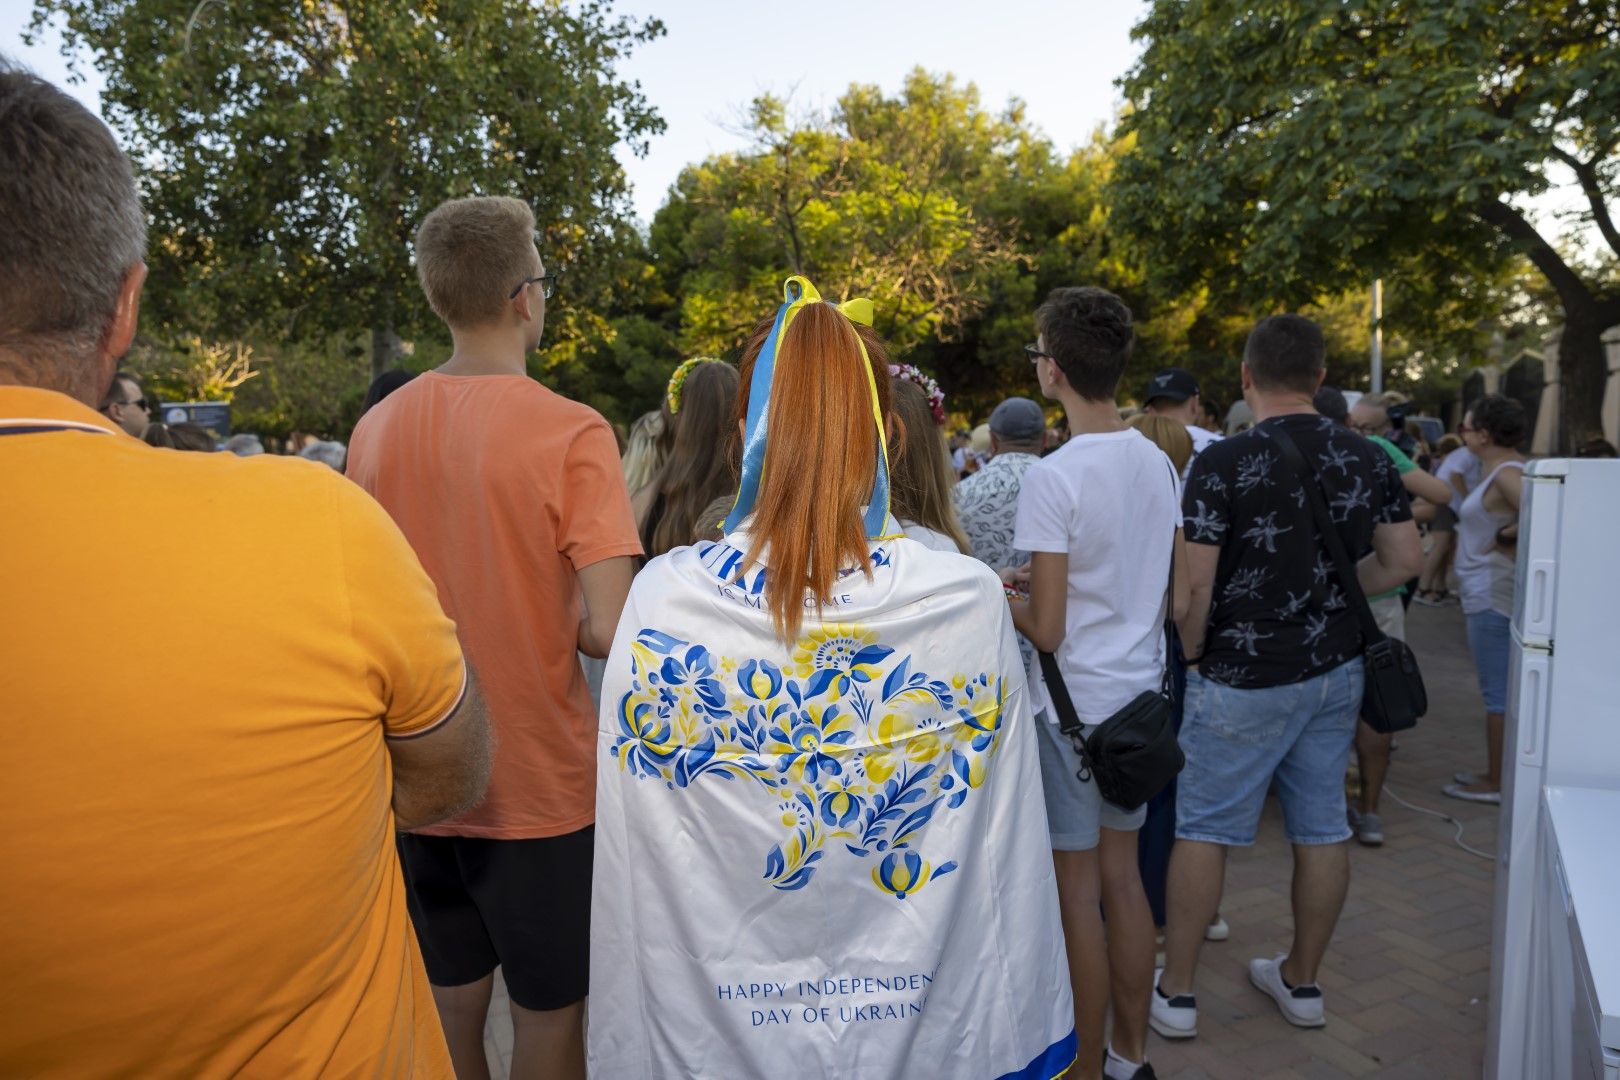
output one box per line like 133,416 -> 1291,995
1034,286 -> 1134,402
1467,393 -> 1526,449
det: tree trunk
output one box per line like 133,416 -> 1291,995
370,322 -> 402,384
1558,298 -> 1620,451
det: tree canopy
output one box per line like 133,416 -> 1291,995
1114,0 -> 1620,448
30,0 -> 666,382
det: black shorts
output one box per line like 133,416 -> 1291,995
397,827 -> 593,1011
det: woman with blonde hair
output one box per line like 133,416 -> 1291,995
590,278 -> 1075,1078
1127,412 -> 1194,476
888,371 -> 971,554
620,408 -> 667,494
632,358 -> 740,558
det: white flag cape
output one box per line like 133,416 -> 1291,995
590,531 -> 1075,1078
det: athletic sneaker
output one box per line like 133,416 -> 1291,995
1205,915 -> 1230,942
1104,1046 -> 1158,1080
1349,808 -> 1384,846
1413,590 -> 1444,607
1149,968 -> 1197,1039
1453,770 -> 1484,786
1248,955 -> 1326,1028
1443,783 -> 1502,805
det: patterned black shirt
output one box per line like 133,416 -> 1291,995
1182,413 -> 1412,688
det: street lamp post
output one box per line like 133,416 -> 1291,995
1370,279 -> 1384,393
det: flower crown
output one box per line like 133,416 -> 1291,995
666,356 -> 723,415
889,363 -> 947,426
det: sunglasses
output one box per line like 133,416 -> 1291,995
1024,344 -> 1054,364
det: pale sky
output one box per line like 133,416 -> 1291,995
1,0 -> 1148,224
2,0 -> 1590,242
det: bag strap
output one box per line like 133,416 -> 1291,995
1268,426 -> 1386,648
1039,506 -> 1177,747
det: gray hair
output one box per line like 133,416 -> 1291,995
223,433 -> 265,457
0,62 -> 147,395
298,440 -> 347,471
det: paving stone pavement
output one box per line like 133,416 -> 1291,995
1147,601 -> 1497,1079
477,602 -> 1497,1079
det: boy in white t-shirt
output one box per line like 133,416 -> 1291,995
1009,287 -> 1188,1080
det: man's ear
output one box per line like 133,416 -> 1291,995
512,284 -> 537,324
1240,361 -> 1254,391
100,261 -> 147,370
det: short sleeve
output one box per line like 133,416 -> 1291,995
1373,451 -> 1414,525
1372,436 -> 1416,474
333,479 -> 467,738
1182,451 -> 1231,545
556,418 -> 644,570
1012,461 -> 1070,554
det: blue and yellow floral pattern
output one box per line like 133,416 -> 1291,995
611,625 -> 1007,899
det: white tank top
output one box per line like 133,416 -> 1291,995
1455,460 -> 1524,616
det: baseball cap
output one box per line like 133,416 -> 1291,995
988,397 -> 1046,441
1144,368 -> 1199,404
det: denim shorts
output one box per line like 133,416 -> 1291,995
1175,658 -> 1363,847
1034,711 -> 1147,851
1466,609 -> 1512,714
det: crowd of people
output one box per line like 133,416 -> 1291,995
0,62 -> 1580,1080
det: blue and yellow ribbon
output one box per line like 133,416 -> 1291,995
723,276 -> 899,541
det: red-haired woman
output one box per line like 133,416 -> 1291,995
590,279 -> 1075,1078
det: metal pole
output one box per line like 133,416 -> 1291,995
1370,279 -> 1384,393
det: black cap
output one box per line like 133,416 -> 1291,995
1144,368 -> 1200,404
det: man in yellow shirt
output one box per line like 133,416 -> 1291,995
0,64 -> 488,1077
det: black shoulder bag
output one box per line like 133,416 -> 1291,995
1037,545 -> 1184,812
1271,427 -> 1427,733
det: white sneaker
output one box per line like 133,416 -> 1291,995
1149,968 -> 1197,1039
1103,1045 -> 1158,1080
1248,955 -> 1326,1028
1204,915 -> 1230,942
1442,782 -> 1502,805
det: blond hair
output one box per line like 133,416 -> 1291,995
889,377 -> 971,556
414,196 -> 537,328
1128,413 -> 1193,474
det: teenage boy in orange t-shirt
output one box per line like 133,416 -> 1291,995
348,197 -> 641,1080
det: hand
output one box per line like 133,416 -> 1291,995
999,564 -> 1032,590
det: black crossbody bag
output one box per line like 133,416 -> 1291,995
1271,428 -> 1428,734
1037,546 -> 1184,812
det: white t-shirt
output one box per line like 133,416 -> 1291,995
1185,423 -> 1222,479
1435,447 -> 1482,511
899,518 -> 963,553
1013,429 -> 1181,724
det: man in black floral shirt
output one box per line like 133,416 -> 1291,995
1150,315 -> 1423,1039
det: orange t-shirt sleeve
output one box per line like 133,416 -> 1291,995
555,418 -> 643,570
331,477 -> 467,738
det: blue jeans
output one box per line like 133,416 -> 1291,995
1465,609 -> 1511,714
1175,658 -> 1364,847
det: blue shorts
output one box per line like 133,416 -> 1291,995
1034,711 -> 1147,851
1175,658 -> 1363,847
1466,609 -> 1511,714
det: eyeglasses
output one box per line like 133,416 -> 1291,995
508,272 -> 559,300
1458,424 -> 1474,434
1024,344 -> 1054,364
1350,421 -> 1382,436
107,397 -> 147,412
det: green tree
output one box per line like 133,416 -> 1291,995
1114,0 -> 1620,448
30,0 -> 664,380
649,72 -> 1217,418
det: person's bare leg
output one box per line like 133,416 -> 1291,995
431,976 -> 494,1080
1280,842 -> 1349,987
509,999 -> 585,1080
1052,848 -> 1107,1080
1098,827 -> 1154,1064
1158,840 -> 1225,997
1459,710 -> 1505,794
1355,720 -> 1392,815
1418,532 -> 1452,594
